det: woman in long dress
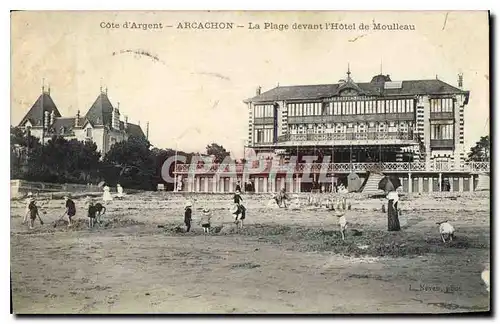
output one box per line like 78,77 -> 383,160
102,184 -> 113,204
116,184 -> 124,198
387,190 -> 400,231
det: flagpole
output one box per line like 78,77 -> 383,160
174,142 -> 178,192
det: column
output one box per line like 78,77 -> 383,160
229,178 -> 234,192
288,175 -> 294,193
449,177 -> 454,192
428,177 -> 433,192
298,176 -> 302,193
408,173 -> 412,193
438,173 -> 442,192
271,176 -> 276,192
263,176 -> 268,192
212,175 -> 217,192
470,175 -> 474,191
196,177 -> 200,192
204,177 -> 209,192
255,178 -> 259,193
459,177 -> 464,192
418,177 -> 423,193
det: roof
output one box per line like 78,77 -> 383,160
126,122 -> 146,139
47,117 -> 76,135
84,93 -> 115,126
244,78 -> 469,103
19,92 -> 62,127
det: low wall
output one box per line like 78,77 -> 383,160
11,179 -> 105,199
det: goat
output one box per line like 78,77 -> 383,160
436,220 -> 455,243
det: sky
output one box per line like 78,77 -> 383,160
11,11 -> 489,158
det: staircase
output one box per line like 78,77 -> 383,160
475,173 -> 490,191
361,172 -> 385,194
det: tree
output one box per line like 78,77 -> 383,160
151,147 -> 201,191
104,136 -> 157,190
10,126 -> 41,178
206,143 -> 230,163
467,135 -> 490,162
23,135 -> 102,184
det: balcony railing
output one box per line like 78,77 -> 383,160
430,139 -> 454,149
278,131 -> 415,142
174,161 -> 490,174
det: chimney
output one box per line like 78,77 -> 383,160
44,111 -> 49,129
146,121 -> 149,139
75,110 -> 80,127
124,115 -> 128,130
50,110 -> 55,125
111,108 -> 117,129
458,73 -> 464,89
256,86 -> 261,96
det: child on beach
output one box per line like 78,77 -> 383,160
27,199 -> 44,229
87,199 -> 98,228
64,195 -> 76,227
184,202 -> 192,232
200,208 -> 212,234
22,192 -> 34,225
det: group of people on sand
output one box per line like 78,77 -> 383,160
182,187 -> 248,234
183,202 -> 214,234
21,183 -> 124,230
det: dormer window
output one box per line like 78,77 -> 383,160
60,126 -> 65,134
86,128 -> 93,138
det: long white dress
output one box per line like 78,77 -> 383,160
103,186 -> 113,202
116,185 -> 124,198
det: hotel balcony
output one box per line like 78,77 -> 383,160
252,131 -> 417,147
174,161 -> 490,175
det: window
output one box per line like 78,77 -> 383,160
86,127 -> 93,138
256,130 -> 263,142
406,99 -> 414,113
254,126 -> 274,143
430,121 -> 454,140
255,105 -> 273,118
334,102 -> 341,115
377,100 -> 384,114
315,103 -> 321,115
430,98 -> 454,113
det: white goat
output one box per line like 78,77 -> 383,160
436,220 -> 455,243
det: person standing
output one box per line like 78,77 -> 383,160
27,198 -> 43,229
22,192 -> 34,225
184,202 -> 192,232
200,208 -> 212,234
387,190 -> 401,231
235,181 -> 241,193
64,195 -> 76,227
87,199 -> 98,228
116,184 -> 124,199
102,184 -> 113,204
233,190 -> 246,219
